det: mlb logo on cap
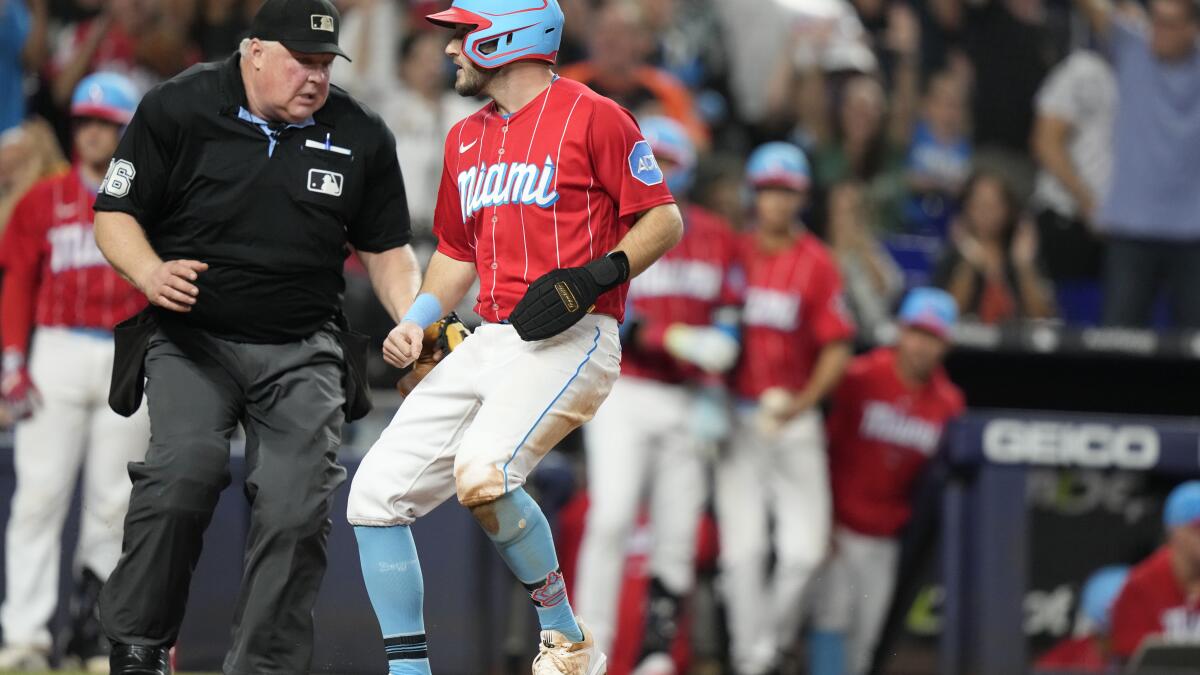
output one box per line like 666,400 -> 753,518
311,14 -> 334,32
250,0 -> 350,60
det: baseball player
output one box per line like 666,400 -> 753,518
346,2 -> 684,674
809,287 -> 965,675
716,142 -> 855,675
1110,480 -> 1200,660
574,115 -> 740,674
0,72 -> 149,672
1035,565 -> 1130,671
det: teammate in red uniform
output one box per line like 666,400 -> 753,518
346,2 -> 684,673
809,287 -> 965,675
0,72 -> 149,671
574,116 -> 740,675
1035,565 -> 1129,672
716,142 -> 855,675
1111,480 -> 1200,660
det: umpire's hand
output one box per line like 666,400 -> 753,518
383,321 -> 424,369
139,260 -> 208,313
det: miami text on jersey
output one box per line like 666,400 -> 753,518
630,259 -> 723,301
1161,607 -> 1200,643
458,156 -> 560,222
743,288 -> 801,330
48,223 -> 108,274
860,401 -> 942,455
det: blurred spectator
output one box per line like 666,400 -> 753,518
827,180 -> 903,341
961,0 -> 1055,156
375,29 -> 478,236
711,0 -> 795,127
811,287 -> 964,675
1035,565 -> 1130,672
331,0 -> 404,107
1030,49 -> 1114,283
49,0 -> 196,106
2,0 -> 46,133
934,171 -> 1056,323
0,118 -> 67,234
1110,481 -> 1200,660
189,0 -> 255,62
1073,0 -> 1200,328
780,4 -> 920,233
903,69 -> 971,236
638,0 -> 731,100
557,1 -> 709,146
554,0 -> 592,66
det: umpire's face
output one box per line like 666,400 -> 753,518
247,39 -> 334,123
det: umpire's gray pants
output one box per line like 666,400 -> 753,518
99,322 -> 347,675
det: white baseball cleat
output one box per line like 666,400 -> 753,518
0,644 -> 50,671
631,651 -> 675,675
532,619 -> 607,675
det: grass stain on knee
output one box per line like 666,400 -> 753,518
471,501 -> 500,535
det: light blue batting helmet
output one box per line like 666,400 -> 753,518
1164,480 -> 1200,529
71,72 -> 139,126
426,0 -> 565,70
746,141 -> 811,192
1079,566 -> 1130,632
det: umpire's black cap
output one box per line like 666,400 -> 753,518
250,0 -> 351,61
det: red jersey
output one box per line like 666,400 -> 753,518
0,169 -> 145,355
826,348 -> 965,537
1034,636 -> 1111,672
1111,545 -> 1200,659
733,231 -> 854,399
623,205 -> 740,384
433,77 -> 676,324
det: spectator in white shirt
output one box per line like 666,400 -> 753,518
1031,50 -> 1116,282
376,29 -> 480,238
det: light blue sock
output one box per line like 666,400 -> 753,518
482,488 -> 584,642
809,629 -> 847,675
354,525 -> 431,675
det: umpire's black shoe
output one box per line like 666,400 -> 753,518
111,644 -> 172,675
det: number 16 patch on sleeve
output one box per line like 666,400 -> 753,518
628,140 -> 664,187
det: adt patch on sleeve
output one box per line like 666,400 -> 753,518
628,140 -> 664,187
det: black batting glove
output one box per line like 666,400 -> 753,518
510,252 -> 630,341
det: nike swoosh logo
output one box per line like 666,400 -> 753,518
459,139 -> 478,154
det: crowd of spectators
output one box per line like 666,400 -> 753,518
0,0 -> 1198,337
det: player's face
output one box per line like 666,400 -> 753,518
1149,0 -> 1199,61
896,326 -> 949,382
1170,521 -> 1200,565
446,26 -> 494,98
73,118 -> 122,169
754,188 -> 806,232
252,40 -> 333,123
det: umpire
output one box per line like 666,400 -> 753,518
91,0 -> 420,673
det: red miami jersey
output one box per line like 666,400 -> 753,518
0,168 -> 145,355
433,77 -> 676,323
733,231 -> 854,399
623,205 -> 740,384
1111,545 -> 1200,658
826,347 -> 965,537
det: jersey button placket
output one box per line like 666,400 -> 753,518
488,122 -> 510,319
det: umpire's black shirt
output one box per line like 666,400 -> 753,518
94,52 -> 411,343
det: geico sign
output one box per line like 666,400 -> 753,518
983,420 -> 1160,469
